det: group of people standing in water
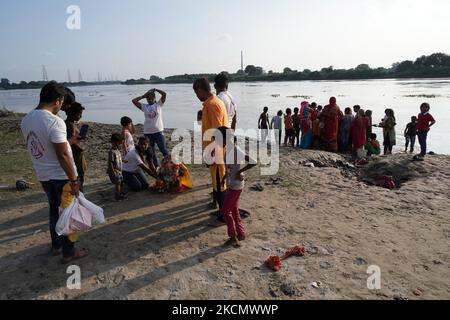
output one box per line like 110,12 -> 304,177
259,97 -> 436,160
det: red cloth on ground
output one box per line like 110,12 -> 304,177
265,245 -> 306,271
374,176 -> 396,189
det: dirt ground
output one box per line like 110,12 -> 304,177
0,115 -> 449,300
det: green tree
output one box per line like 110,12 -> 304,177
396,60 -> 414,72
356,64 -> 371,71
245,65 -> 257,75
149,75 -> 162,81
1,78 -> 10,86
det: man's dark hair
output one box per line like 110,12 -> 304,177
111,132 -> 124,143
294,107 -> 299,114
318,105 -> 323,110
121,116 -> 133,127
39,81 -> 67,104
136,137 -> 152,160
370,133 -> 377,140
64,87 -> 76,108
263,107 -> 269,112
65,102 -> 85,117
353,105 -> 361,112
345,107 -> 352,114
193,78 -> 211,92
214,73 -> 229,90
138,136 -> 148,144
277,110 -> 283,116
310,102 -> 317,108
286,108 -> 292,115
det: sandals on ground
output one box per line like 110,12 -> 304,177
61,248 -> 89,265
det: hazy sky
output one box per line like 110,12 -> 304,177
1,0 -> 450,82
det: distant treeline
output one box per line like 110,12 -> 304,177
2,53 -> 450,90
122,52 -> 450,85
0,80 -> 121,90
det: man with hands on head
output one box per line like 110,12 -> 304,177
132,88 -> 169,168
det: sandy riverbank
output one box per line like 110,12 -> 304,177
0,114 -> 449,300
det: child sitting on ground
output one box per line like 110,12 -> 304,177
218,126 -> 257,248
404,116 -> 418,153
107,133 -> 127,201
121,116 -> 136,156
365,133 -> 381,157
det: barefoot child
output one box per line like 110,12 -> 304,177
107,133 -> 127,201
121,116 -> 136,156
415,103 -> 436,159
284,108 -> 294,146
270,110 -> 283,145
218,127 -> 256,247
258,107 -> 270,143
404,116 -> 418,153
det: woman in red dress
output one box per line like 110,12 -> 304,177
319,97 -> 342,152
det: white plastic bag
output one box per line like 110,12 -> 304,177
56,192 -> 105,236
78,193 -> 105,225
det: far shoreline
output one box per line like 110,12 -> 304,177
1,76 -> 450,91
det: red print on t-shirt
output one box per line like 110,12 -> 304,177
27,132 -> 44,159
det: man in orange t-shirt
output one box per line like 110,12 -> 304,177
193,78 -> 229,221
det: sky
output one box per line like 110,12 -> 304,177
1,0 -> 450,82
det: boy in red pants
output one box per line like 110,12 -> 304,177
218,127 -> 257,248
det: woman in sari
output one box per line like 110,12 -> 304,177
351,109 -> 369,158
319,97 -> 341,152
379,108 -> 396,155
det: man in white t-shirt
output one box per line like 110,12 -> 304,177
215,73 -> 237,131
21,81 -> 87,263
132,88 -> 169,167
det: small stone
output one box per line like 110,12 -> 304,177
320,261 -> 332,269
355,257 -> 368,266
269,288 -> 281,297
433,260 -> 442,265
306,246 -> 319,255
280,283 -> 297,296
413,289 -> 422,297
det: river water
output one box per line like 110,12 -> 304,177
1,79 -> 449,154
